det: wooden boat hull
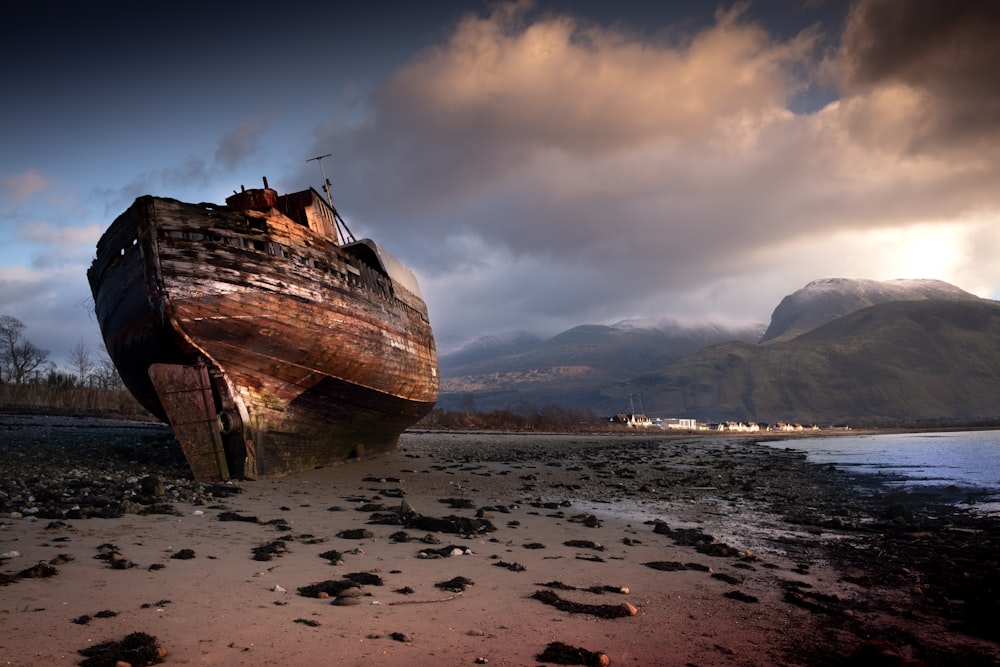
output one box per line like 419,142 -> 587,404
88,189 -> 438,481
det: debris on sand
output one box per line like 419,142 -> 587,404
17,561 -> 60,579
536,581 -> 629,595
93,543 -> 137,570
436,576 -> 475,592
536,641 -> 610,666
530,589 -> 636,618
493,560 -> 526,572
217,511 -> 260,523
337,528 -> 374,539
252,540 -> 288,562
564,539 -> 603,551
294,618 -> 321,627
723,590 -> 759,603
77,631 -> 166,667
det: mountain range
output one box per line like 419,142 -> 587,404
437,278 -> 1000,426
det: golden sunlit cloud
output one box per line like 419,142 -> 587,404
382,2 -> 817,154
322,0 -> 1000,335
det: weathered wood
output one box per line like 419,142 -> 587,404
88,185 -> 438,481
148,363 -> 229,481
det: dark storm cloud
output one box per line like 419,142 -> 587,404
840,0 -> 1000,152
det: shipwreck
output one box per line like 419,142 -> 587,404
88,172 -> 438,481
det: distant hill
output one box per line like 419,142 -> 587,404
437,319 -> 766,412
761,278 -> 979,343
438,331 -> 544,371
611,298 -> 1000,426
436,278 -> 1000,426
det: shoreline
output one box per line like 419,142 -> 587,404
1,419 -> 998,665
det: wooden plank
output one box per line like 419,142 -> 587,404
148,363 -> 229,481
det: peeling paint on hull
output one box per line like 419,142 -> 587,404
87,186 -> 438,481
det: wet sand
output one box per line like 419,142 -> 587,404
1,418 -> 998,666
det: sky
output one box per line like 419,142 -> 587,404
2,0 -> 999,370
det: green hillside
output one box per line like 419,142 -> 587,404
612,299 -> 1000,426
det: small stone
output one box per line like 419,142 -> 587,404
622,602 -> 638,616
467,629 -> 485,636
338,586 -> 363,598
272,585 -> 286,593
318,591 -> 329,599
333,596 -> 362,606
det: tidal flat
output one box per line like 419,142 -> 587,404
1,417 -> 998,666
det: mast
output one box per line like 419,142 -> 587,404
307,153 -> 355,243
307,153 -> 335,207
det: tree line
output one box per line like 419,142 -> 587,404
0,314 -> 123,389
0,314 -> 147,419
416,401 -> 619,432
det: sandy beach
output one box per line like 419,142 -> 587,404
1,418 -> 998,666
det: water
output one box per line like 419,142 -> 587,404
770,430 -> 1000,514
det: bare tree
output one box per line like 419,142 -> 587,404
92,358 -> 126,390
67,339 -> 94,384
0,315 -> 50,384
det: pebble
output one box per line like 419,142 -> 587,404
337,586 -> 363,598
333,596 -> 362,606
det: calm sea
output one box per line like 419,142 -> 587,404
769,430 -> 1000,515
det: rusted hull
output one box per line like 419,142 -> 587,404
88,191 -> 438,481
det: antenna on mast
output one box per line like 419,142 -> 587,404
307,153 -> 334,207
306,153 -> 356,244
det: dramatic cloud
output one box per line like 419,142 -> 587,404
838,0 -> 1000,154
309,1 -> 999,340
5,0 -> 998,369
